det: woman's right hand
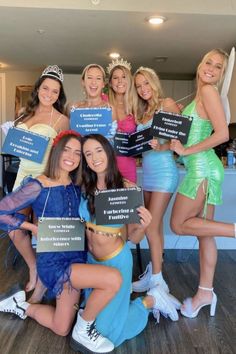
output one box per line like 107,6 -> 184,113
149,138 -> 161,151
21,221 -> 38,237
170,139 -> 186,156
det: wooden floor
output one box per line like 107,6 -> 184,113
0,237 -> 236,354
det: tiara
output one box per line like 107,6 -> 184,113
41,65 -> 64,82
106,58 -> 132,75
134,66 -> 156,76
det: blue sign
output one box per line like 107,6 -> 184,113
2,127 -> 50,163
70,107 -> 112,137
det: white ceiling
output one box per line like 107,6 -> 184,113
1,0 -> 236,79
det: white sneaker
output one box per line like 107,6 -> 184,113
70,313 -> 114,353
132,262 -> 170,293
0,286 -> 28,320
147,285 -> 179,322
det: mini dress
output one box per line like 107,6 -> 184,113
178,100 -> 224,206
116,114 -> 137,183
0,177 -> 87,298
137,119 -> 179,192
13,122 -> 59,189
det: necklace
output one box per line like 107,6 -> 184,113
85,98 -> 104,107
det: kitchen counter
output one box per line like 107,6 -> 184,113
136,165 -> 236,250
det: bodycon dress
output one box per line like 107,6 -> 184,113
13,123 -> 59,189
0,177 -> 87,298
116,114 -> 137,183
137,119 -> 179,192
79,199 -> 149,347
178,100 -> 224,206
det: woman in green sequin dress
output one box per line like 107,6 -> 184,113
170,49 -> 236,318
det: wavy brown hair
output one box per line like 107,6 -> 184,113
82,134 -> 124,216
15,75 -> 66,125
44,134 -> 82,185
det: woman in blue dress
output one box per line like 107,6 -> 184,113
75,133 -> 180,350
0,130 -> 121,354
132,67 -> 180,297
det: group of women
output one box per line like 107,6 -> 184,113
0,48 -> 236,353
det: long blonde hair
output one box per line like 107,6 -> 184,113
133,67 -> 164,123
108,65 -> 134,116
197,48 -> 229,89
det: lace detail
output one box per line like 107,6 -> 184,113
87,322 -> 103,342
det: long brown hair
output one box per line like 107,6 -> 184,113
82,134 -> 124,216
44,134 -> 82,185
15,75 -> 66,125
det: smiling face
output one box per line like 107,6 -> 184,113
38,78 -> 60,107
135,73 -> 153,102
110,68 -> 127,95
59,137 -> 81,173
82,67 -> 105,99
83,138 -> 108,175
197,52 -> 225,86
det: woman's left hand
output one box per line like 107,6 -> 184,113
170,139 -> 186,156
137,206 -> 152,228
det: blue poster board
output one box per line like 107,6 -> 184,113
2,127 -> 49,163
70,107 -> 112,137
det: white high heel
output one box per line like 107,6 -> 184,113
180,286 -> 217,318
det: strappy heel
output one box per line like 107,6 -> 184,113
180,286 -> 217,318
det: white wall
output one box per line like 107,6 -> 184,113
228,60 -> 236,123
63,74 -> 83,105
5,71 -> 40,122
162,79 -> 194,107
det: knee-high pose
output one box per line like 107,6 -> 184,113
0,131 -> 121,353
77,134 -> 180,349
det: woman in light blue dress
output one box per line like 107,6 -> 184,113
132,67 -> 180,296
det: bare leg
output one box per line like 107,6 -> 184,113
26,263 -> 121,335
27,278 -> 47,304
171,183 -> 235,238
27,285 -> 79,336
185,205 -> 217,310
70,263 -> 121,321
9,229 -> 37,292
144,191 -> 172,274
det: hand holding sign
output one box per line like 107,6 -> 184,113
170,139 -> 186,156
95,187 -> 144,225
136,206 -> 152,229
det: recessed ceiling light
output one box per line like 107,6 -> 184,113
109,52 -> 120,59
36,29 -> 46,35
147,16 -> 166,25
154,56 -> 168,63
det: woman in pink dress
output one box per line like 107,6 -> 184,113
107,59 -> 137,183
